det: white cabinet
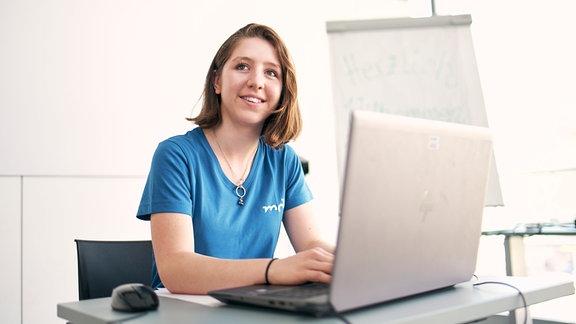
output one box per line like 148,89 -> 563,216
0,177 -> 22,324
21,176 -> 150,324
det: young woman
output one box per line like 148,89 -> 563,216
137,23 -> 334,294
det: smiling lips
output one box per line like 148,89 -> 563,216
241,96 -> 264,103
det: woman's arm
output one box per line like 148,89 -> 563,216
282,202 -> 335,254
263,202 -> 334,285
151,212 -> 271,294
151,206 -> 334,294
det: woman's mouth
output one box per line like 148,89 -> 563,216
241,96 -> 264,103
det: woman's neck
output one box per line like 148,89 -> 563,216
209,125 -> 259,159
205,126 -> 259,186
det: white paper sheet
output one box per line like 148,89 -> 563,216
155,288 -> 224,307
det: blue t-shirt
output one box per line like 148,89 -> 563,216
137,127 -> 313,288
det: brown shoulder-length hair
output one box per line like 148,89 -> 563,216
188,23 -> 301,149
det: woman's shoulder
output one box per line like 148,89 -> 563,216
261,140 -> 300,166
160,127 -> 204,148
153,127 -> 209,159
261,138 -> 297,154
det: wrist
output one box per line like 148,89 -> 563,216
264,258 -> 278,285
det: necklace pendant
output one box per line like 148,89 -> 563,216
235,184 -> 246,207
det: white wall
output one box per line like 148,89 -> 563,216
0,0 -> 410,230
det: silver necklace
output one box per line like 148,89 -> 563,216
213,129 -> 258,206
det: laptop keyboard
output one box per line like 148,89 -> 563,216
264,282 -> 329,298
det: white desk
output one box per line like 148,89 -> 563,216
57,275 -> 574,324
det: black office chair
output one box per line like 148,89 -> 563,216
74,239 -> 153,300
299,156 -> 309,175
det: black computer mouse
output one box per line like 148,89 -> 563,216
110,283 -> 159,312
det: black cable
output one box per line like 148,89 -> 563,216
333,311 -> 352,324
328,303 -> 352,324
473,281 -> 528,324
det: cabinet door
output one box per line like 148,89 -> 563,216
0,177 -> 22,324
22,176 -> 150,324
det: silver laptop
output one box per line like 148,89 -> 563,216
208,110 -> 493,317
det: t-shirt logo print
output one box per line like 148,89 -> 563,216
262,198 -> 285,213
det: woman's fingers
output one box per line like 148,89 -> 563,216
269,248 -> 334,285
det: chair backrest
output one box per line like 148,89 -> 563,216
75,239 -> 153,300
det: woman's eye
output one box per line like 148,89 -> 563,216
236,63 -> 249,71
266,70 -> 278,78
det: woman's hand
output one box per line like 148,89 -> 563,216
266,247 -> 334,285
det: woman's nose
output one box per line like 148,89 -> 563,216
247,72 -> 264,89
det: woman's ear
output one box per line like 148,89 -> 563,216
213,70 -> 221,94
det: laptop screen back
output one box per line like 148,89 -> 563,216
330,111 -> 493,312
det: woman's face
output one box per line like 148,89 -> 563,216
214,37 -> 283,129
